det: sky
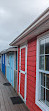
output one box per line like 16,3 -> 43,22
0,0 -> 49,51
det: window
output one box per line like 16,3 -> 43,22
36,35 -> 49,111
39,38 -> 49,71
40,73 -> 49,107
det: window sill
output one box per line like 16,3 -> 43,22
36,100 -> 49,111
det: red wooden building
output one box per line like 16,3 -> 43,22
10,8 -> 49,111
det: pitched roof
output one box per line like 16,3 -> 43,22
10,8 -> 49,46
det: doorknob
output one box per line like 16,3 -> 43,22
19,70 -> 20,73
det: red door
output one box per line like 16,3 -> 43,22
19,45 -> 27,103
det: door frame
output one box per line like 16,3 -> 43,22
19,45 -> 27,103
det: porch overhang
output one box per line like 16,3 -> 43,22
10,8 -> 49,46
1,47 -> 17,54
6,47 -> 17,53
1,49 -> 7,54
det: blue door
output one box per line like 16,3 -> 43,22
6,55 -> 10,82
10,54 -> 14,87
14,51 -> 17,91
6,53 -> 14,88
2,54 -> 5,76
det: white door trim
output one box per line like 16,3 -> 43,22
25,45 -> 27,103
19,45 -> 27,103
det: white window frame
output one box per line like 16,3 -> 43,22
36,34 -> 49,111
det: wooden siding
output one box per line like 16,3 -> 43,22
17,39 -> 42,111
21,48 -> 25,71
20,73 -> 25,99
26,39 -> 42,111
20,48 -> 25,98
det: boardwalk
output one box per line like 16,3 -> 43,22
0,71 -> 29,111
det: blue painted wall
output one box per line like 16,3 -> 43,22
2,54 -> 5,76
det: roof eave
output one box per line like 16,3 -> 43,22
10,8 -> 49,46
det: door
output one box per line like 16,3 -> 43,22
2,54 -> 5,76
19,45 -> 27,103
6,54 -> 10,81
10,54 -> 14,87
14,52 -> 17,91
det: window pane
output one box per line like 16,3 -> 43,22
41,87 -> 45,103
40,39 -> 45,54
46,89 -> 49,107
45,55 -> 49,71
45,38 -> 49,54
41,73 -> 45,87
39,56 -> 44,70
46,74 -> 49,89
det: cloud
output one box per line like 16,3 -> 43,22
0,40 -> 9,51
0,0 -> 49,51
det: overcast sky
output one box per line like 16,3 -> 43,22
0,0 -> 49,51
